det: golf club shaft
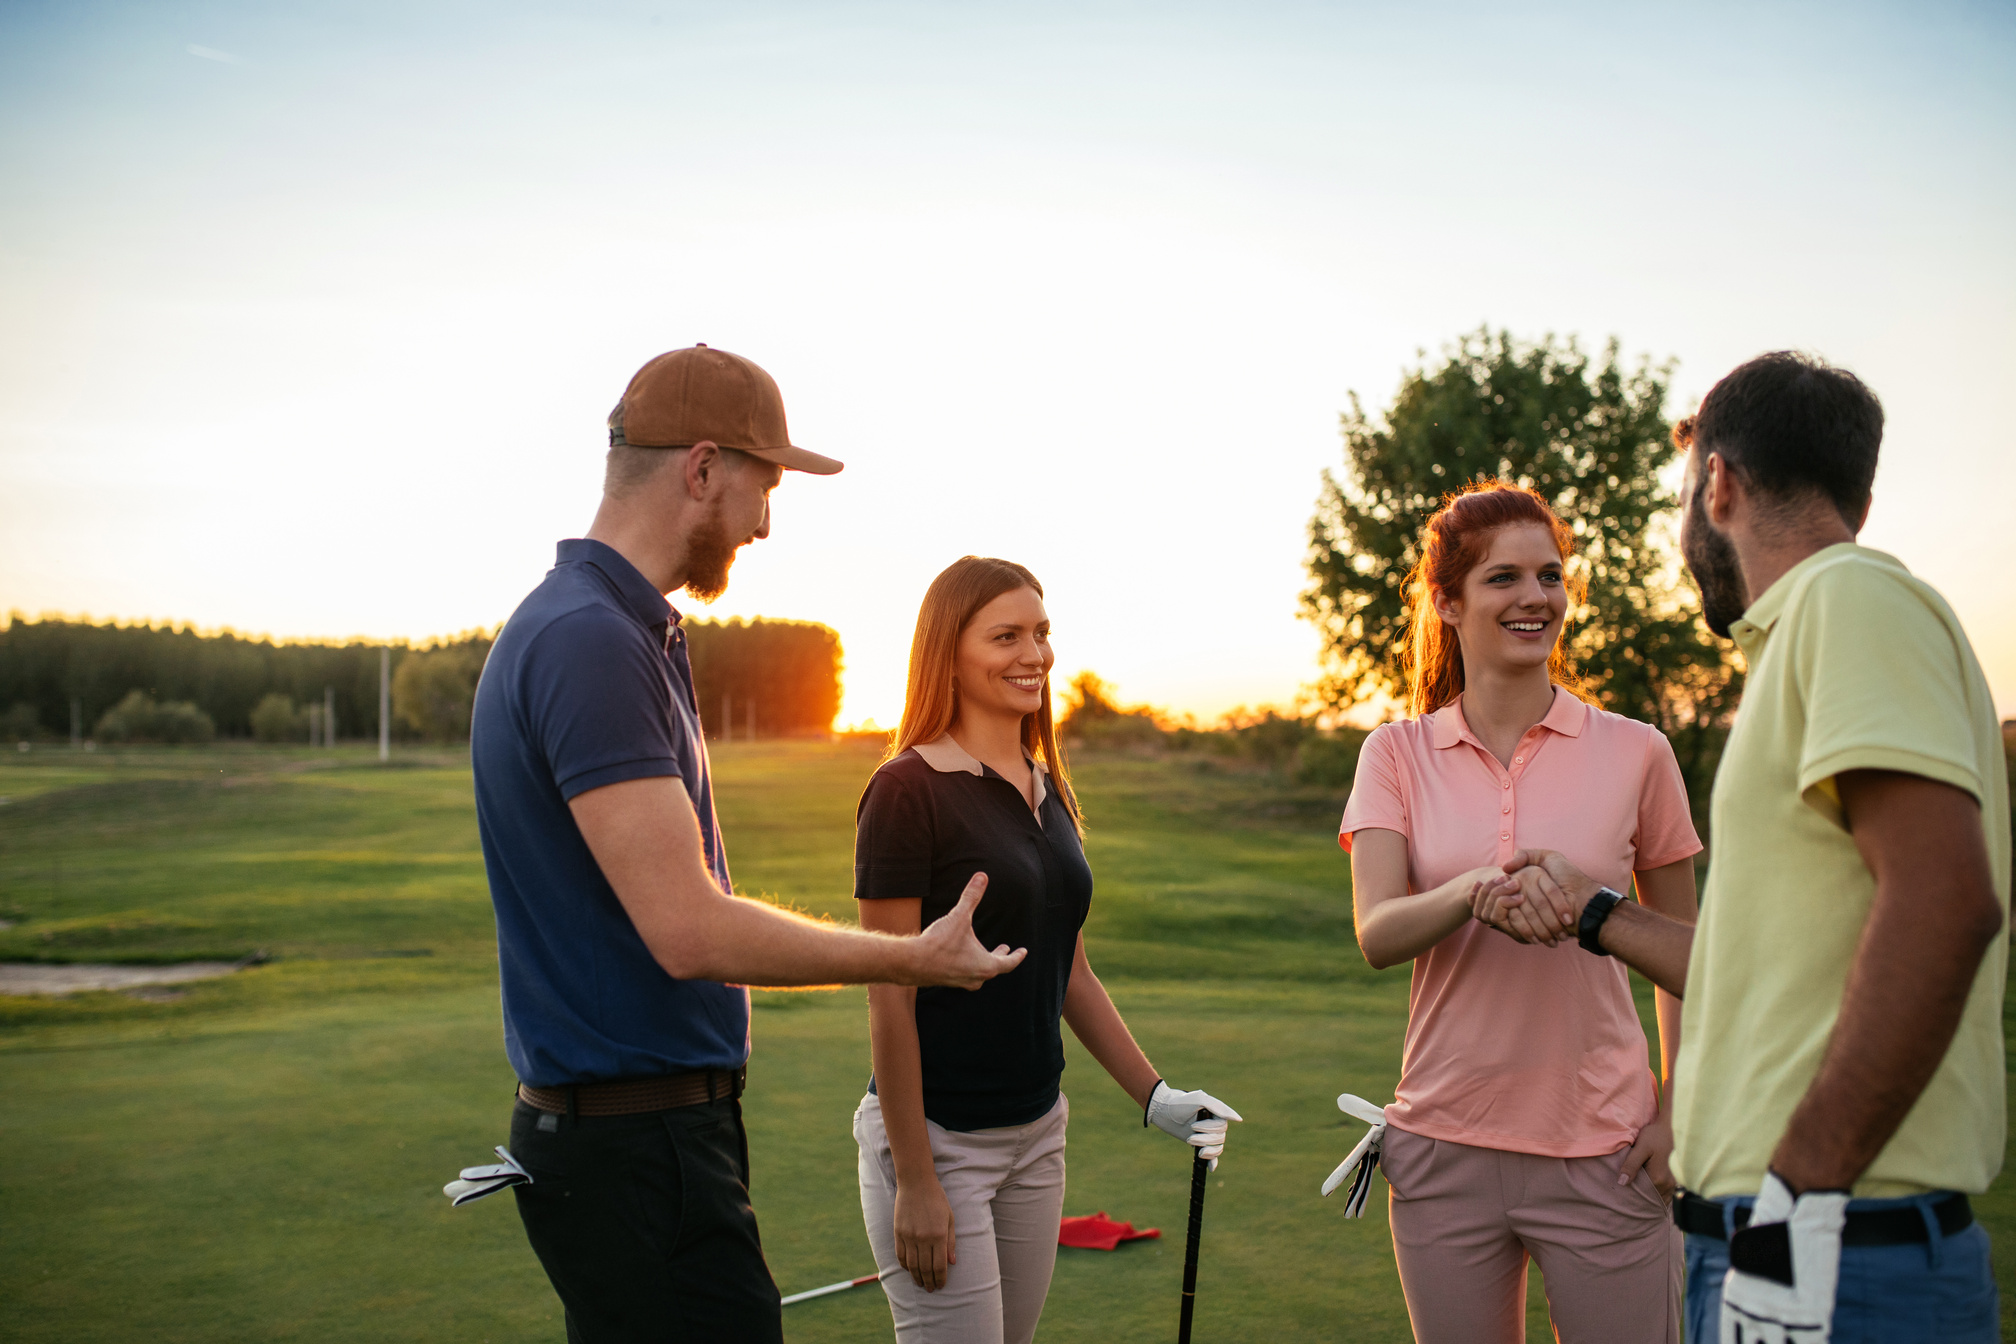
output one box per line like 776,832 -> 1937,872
780,1272 -> 881,1306
1178,1147 -> 1208,1344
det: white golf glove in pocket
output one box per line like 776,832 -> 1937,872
1719,1171 -> 1848,1344
442,1146 -> 532,1207
1320,1093 -> 1389,1217
1144,1080 -> 1243,1169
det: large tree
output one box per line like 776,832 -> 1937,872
1300,328 -> 1740,805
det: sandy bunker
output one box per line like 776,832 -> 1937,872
0,961 -> 244,996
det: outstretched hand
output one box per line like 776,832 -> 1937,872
908,873 -> 1027,989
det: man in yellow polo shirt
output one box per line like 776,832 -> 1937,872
1476,351 -> 2007,1344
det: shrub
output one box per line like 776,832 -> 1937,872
92,690 -> 216,744
249,693 -> 305,743
393,646 -> 487,742
2005,725 -> 2014,885
1296,729 -> 1368,790
2,701 -> 44,742
1223,709 -> 1312,771
1060,671 -> 1165,749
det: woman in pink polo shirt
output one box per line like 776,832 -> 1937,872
1338,481 -> 1701,1343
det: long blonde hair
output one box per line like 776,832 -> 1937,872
889,556 -> 1079,828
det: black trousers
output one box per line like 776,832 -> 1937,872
508,1096 -> 783,1343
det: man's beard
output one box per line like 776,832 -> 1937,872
681,505 -> 743,604
1681,483 -> 1748,638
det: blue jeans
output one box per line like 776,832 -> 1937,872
1683,1191 -> 1998,1344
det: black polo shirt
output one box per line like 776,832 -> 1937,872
854,736 -> 1094,1131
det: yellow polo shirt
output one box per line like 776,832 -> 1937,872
1671,544 -> 2009,1200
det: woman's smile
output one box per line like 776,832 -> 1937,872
952,585 -> 1057,727
1435,522 -> 1571,674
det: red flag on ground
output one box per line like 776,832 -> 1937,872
1058,1212 -> 1162,1251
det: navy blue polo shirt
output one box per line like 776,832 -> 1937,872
855,737 -> 1094,1131
471,538 -> 748,1087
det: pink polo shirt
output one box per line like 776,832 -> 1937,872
1339,690 -> 1701,1158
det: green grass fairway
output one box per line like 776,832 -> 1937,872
2,741 -> 2010,1341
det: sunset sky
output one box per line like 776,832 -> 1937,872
3,1 -> 2012,725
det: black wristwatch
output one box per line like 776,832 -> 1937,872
1576,887 -> 1627,956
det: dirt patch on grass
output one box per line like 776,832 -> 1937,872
0,961 -> 245,996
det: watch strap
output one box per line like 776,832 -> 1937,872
1576,887 -> 1626,956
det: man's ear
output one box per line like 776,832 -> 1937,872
682,441 -> 722,502
1702,452 -> 1739,526
1852,494 -> 1871,534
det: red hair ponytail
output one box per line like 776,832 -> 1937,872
1397,481 -> 1592,718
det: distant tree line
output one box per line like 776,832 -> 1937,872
1059,670 -> 1368,789
687,617 -> 843,740
0,612 -> 844,745
0,618 -> 431,743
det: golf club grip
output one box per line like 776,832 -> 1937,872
1178,1144 -> 1209,1344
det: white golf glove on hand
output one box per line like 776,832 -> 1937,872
1320,1093 -> 1389,1216
1144,1079 -> 1243,1170
1720,1171 -> 1849,1344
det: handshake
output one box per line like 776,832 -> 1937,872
1466,848 -> 1608,948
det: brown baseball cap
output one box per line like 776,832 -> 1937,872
606,344 -> 843,475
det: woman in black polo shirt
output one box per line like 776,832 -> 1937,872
852,555 -> 1241,1344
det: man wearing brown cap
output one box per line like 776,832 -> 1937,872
471,345 -> 1024,1342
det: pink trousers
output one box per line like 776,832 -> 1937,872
1381,1124 -> 1681,1344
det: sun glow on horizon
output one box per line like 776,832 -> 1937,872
3,3 -> 2012,718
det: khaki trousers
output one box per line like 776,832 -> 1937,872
1382,1124 -> 1682,1344
855,1091 -> 1069,1344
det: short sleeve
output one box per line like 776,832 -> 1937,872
1792,564 -> 1983,820
854,765 -> 935,900
522,608 -> 682,801
1338,724 -> 1410,853
1632,728 -> 1703,870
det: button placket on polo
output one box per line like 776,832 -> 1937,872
1499,729 -> 1550,854
1030,812 -> 1064,909
1477,728 -> 1545,858
1497,773 -> 1513,848
1468,745 -> 1516,857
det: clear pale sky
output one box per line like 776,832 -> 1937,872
3,1 -> 2012,726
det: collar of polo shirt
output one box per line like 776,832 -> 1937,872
1428,686 -> 1588,752
914,734 -> 1050,811
1725,540 -> 1866,659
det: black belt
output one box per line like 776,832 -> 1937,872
1676,1190 -> 1972,1246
